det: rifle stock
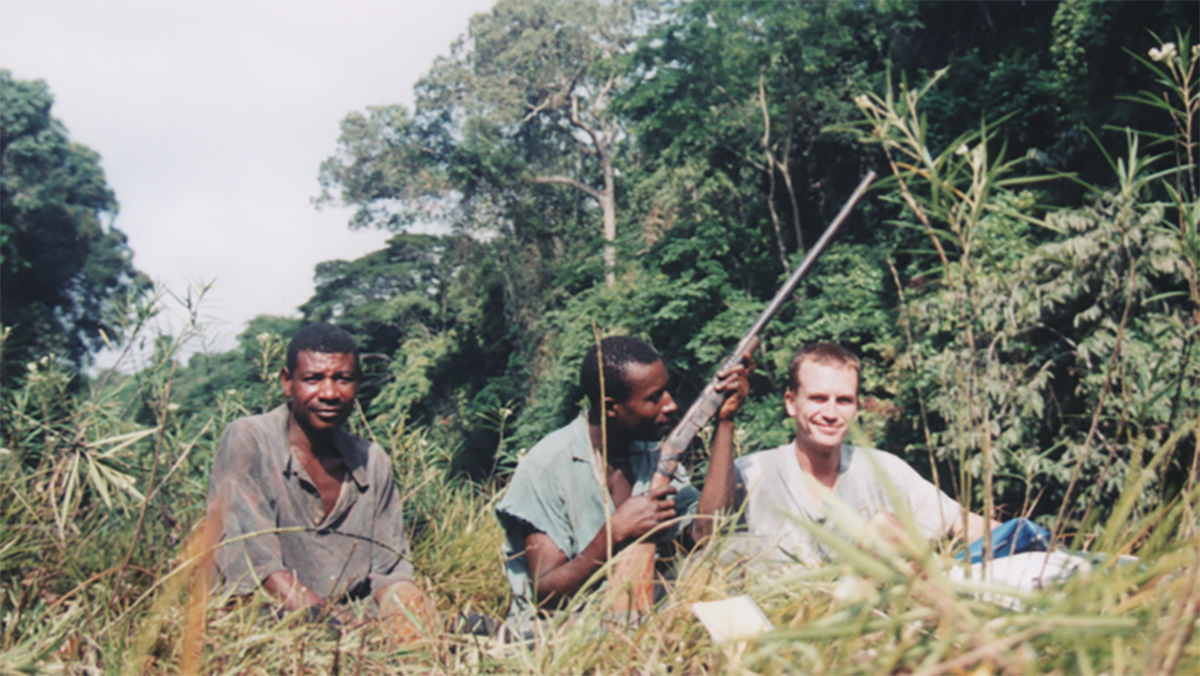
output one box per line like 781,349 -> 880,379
605,171 -> 876,614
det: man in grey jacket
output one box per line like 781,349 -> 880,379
207,322 -> 434,632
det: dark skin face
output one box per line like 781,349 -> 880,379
605,359 -> 678,446
528,358 -> 683,608
264,348 -> 441,629
281,350 -> 360,439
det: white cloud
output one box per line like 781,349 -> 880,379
0,0 -> 493,363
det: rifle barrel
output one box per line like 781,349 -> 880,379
739,170 -> 877,348
653,171 -> 876,483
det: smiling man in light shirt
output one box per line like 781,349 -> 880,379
733,342 -> 997,565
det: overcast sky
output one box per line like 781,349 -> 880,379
1,0 -> 494,365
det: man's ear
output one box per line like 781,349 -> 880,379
280,367 -> 292,397
603,395 -> 618,419
783,389 -> 798,418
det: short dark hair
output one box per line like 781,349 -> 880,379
580,336 -> 662,411
286,323 -> 360,373
787,342 -> 861,392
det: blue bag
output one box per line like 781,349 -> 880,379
958,517 -> 1051,564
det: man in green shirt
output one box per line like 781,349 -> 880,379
496,336 -> 751,626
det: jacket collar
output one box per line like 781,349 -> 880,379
273,404 -> 369,489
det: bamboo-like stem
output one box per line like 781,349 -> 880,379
1051,252 -> 1140,546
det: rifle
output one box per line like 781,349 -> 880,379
606,171 -> 877,612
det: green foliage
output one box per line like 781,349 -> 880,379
313,1 -> 682,466
307,1 -> 1199,517
0,306 -> 512,672
625,0 -> 913,266
847,47 -> 1198,536
0,70 -> 149,382
299,233 -> 469,405
315,104 -> 457,232
321,0 -> 660,289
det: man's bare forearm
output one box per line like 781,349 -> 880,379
530,527 -> 615,604
691,419 -> 736,543
531,488 -> 676,604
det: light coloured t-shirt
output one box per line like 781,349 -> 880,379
495,416 -> 699,620
732,443 -> 962,565
206,404 -> 414,606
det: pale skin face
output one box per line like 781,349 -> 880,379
784,359 -> 860,459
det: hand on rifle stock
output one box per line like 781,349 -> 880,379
611,483 -> 677,544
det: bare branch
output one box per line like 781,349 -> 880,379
524,94 -> 559,122
569,90 -> 606,155
594,72 -> 618,113
529,174 -> 602,201
759,73 -> 788,269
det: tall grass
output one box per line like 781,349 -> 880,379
2,302 -> 1197,674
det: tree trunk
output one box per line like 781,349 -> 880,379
601,152 -> 618,287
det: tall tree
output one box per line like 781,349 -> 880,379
0,70 -> 147,381
319,0 -> 657,287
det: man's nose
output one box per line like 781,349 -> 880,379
318,378 -> 339,399
821,400 -> 838,419
662,392 -> 678,414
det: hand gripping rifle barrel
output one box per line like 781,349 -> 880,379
649,171 -> 876,491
